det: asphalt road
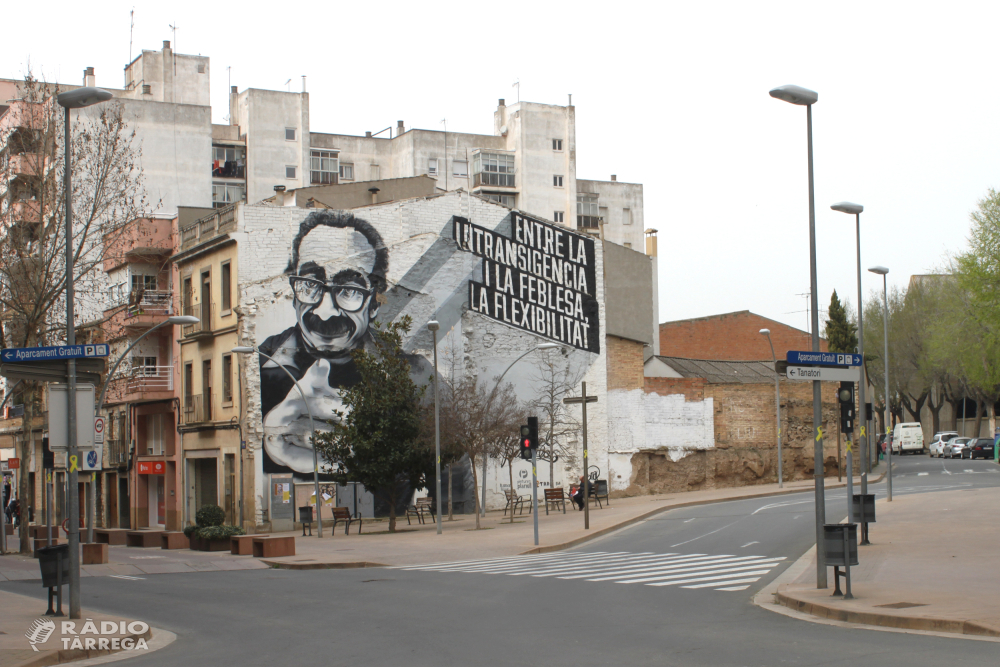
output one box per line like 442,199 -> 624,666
4,454 -> 999,667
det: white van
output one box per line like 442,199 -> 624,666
892,422 -> 924,455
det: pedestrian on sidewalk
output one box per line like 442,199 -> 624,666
571,475 -> 586,511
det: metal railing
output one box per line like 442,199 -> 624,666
107,438 -> 127,467
182,303 -> 212,336
182,392 -> 212,424
181,204 -> 237,249
473,172 -> 516,188
125,365 -> 174,393
127,289 -> 172,316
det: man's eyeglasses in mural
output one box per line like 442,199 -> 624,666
289,275 -> 373,312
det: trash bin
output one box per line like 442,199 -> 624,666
852,494 -> 876,523
37,544 -> 70,588
298,506 -> 313,523
823,524 -> 858,567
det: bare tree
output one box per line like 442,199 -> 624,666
529,350 -> 582,488
0,73 -> 151,552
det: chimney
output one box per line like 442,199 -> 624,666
229,86 -> 239,126
231,85 -> 238,94
163,40 -> 171,50
83,67 -> 95,87
611,174 -> 617,182
368,187 -> 380,205
301,75 -> 307,93
498,98 -> 505,107
568,93 -> 572,106
273,185 -> 286,207
645,229 -> 658,258
397,120 -> 405,134
365,131 -> 372,138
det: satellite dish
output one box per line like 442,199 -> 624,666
500,125 -> 508,136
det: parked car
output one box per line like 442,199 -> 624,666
892,422 -> 924,455
946,437 -> 972,458
928,432 -> 960,457
967,438 -> 996,460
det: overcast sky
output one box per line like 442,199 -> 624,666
5,1 -> 994,337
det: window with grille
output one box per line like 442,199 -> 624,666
473,152 -> 515,187
310,150 -> 339,185
577,194 -> 600,229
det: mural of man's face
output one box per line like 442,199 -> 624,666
292,227 -> 380,357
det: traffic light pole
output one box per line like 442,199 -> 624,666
531,448 -> 539,546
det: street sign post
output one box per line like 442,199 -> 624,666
93,417 -> 105,444
564,383 -> 598,530
786,366 -> 862,382
786,350 -> 861,367
0,344 -> 108,363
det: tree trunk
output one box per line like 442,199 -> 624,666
988,400 -> 997,442
447,465 -> 453,521
17,397 -> 33,554
470,456 -> 481,530
388,493 -> 396,533
973,401 -> 984,438
549,413 -> 555,490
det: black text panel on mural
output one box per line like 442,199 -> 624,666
454,214 -> 599,353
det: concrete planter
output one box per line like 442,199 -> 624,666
192,536 -> 232,552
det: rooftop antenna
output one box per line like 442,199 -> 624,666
796,291 -> 811,334
128,8 -> 135,65
168,21 -> 178,73
513,79 -> 520,103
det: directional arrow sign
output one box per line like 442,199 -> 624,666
786,365 -> 862,382
1,344 -> 109,363
786,350 -> 861,367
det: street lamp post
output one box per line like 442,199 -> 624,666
770,83 -> 827,589
232,346 -> 323,536
832,202 -> 869,498
427,321 -> 442,535
868,266 -> 892,501
759,329 -> 783,488
91,315 -> 199,544
57,85 -> 113,619
479,343 -> 560,517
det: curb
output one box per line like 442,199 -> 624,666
14,627 -> 156,667
518,471 -> 885,556
261,560 -> 387,570
773,588 -> 1000,638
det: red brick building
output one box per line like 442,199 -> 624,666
658,310 -> 827,361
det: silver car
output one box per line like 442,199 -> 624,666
946,437 -> 972,458
928,432 -> 959,457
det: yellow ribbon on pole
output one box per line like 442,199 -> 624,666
68,455 -> 79,473
846,440 -> 853,453
815,427 -> 823,442
860,426 -> 866,437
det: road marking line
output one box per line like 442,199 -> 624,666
619,560 -> 784,585
918,472 -> 929,476
590,558 -> 783,583
683,518 -> 695,523
573,556 -> 765,581
645,569 -> 773,587
741,541 -> 760,548
670,519 -> 743,547
715,585 -> 751,591
108,575 -> 145,580
685,577 -> 763,590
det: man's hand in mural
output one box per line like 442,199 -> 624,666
263,359 -> 345,472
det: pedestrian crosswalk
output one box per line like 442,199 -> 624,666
390,551 -> 787,592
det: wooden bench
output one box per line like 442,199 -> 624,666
406,497 -> 435,525
95,528 -> 130,545
544,488 -> 567,515
82,543 -> 109,564
160,532 -> 188,550
126,530 -> 165,548
503,489 -> 528,516
332,507 -> 362,534
231,534 -> 268,555
252,536 -> 295,558
29,525 -> 56,540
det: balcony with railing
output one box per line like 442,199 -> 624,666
106,438 -> 128,468
180,204 -> 237,251
472,171 -> 516,189
105,288 -> 174,332
103,363 -> 175,405
182,392 -> 213,425
182,303 -> 213,338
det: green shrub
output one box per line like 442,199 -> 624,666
183,525 -> 199,538
195,505 -> 226,528
197,525 -> 245,540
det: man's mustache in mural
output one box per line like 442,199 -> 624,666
301,311 -> 356,340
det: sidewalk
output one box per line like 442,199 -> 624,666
768,485 -> 1000,639
0,588 -> 158,667
1,473 -> 870,580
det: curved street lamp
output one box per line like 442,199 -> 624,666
868,265 -> 892,501
57,86 -> 114,619
232,345 -> 323,537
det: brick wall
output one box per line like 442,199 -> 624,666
659,310 -> 827,361
644,376 -> 707,401
606,335 -> 644,390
